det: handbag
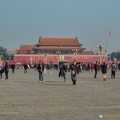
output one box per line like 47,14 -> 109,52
1,69 -> 4,73
71,70 -> 76,75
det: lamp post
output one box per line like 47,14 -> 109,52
72,48 -> 79,60
44,53 -> 47,64
29,57 -> 33,65
97,44 -> 105,63
109,29 -> 112,64
114,58 -> 117,63
55,50 -> 61,61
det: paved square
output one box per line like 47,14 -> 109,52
0,69 -> 120,120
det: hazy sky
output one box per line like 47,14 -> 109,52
0,0 -> 120,53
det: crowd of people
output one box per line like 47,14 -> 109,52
0,60 -> 119,86
0,61 -> 9,80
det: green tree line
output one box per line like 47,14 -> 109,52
0,47 -> 9,60
108,52 -> 120,61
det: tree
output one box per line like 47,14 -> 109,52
108,52 -> 120,61
0,47 -> 9,60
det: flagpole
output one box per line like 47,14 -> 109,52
109,29 -> 112,64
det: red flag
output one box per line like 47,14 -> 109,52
105,49 -> 108,53
15,49 -> 18,53
26,49 -> 29,53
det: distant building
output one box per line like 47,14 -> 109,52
16,36 -> 94,55
11,36 -> 109,64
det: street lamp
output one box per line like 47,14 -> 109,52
114,58 -> 117,63
97,44 -> 105,63
44,53 -> 47,63
55,50 -> 61,61
72,48 -> 79,60
29,57 -> 33,65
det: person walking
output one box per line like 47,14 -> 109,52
4,62 -> 9,80
37,61 -> 44,83
111,62 -> 117,79
91,63 -> 94,71
101,62 -> 107,81
59,62 -> 68,82
34,63 -> 37,71
11,63 -> 15,73
79,63 -> 82,73
23,63 -> 28,73
94,61 -> 98,78
0,62 -> 4,80
70,60 -> 79,86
